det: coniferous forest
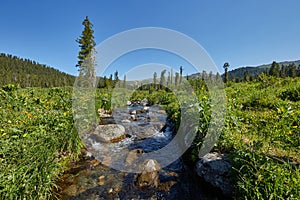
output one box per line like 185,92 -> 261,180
0,53 -> 75,87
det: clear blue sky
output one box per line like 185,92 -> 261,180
1,0 -> 300,78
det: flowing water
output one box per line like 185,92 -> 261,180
55,104 -> 227,200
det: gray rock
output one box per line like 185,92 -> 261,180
91,124 -> 126,143
123,123 -> 165,140
126,100 -> 132,106
196,152 -> 233,197
141,98 -> 149,106
135,159 -> 160,189
143,106 -> 150,111
130,110 -> 137,115
157,109 -> 167,115
130,114 -> 137,121
121,119 -> 131,123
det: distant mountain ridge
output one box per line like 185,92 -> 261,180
0,53 -> 75,87
228,60 -> 300,79
188,60 -> 300,80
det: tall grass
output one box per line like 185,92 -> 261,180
218,77 -> 300,199
0,86 -> 82,199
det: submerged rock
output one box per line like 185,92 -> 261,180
135,159 -> 160,189
125,148 -> 145,167
97,175 -> 105,186
196,152 -> 233,197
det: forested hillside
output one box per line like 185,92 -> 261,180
0,53 -> 75,87
228,60 -> 300,80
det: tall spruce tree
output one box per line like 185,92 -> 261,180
114,70 -> 119,87
153,72 -> 157,90
76,16 -> 96,87
223,62 -> 230,83
269,61 -> 280,77
160,69 -> 167,88
175,72 -> 179,86
244,70 -> 250,82
123,74 -> 126,88
179,66 -> 183,84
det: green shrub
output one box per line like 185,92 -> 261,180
1,84 -> 20,92
280,87 -> 300,102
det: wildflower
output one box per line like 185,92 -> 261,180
292,126 -> 298,129
277,108 -> 282,114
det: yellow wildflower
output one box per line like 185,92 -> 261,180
277,108 -> 282,114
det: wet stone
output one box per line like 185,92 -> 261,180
91,124 -> 126,143
134,159 -> 161,189
61,184 -> 78,197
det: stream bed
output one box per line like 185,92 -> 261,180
55,103 -> 227,200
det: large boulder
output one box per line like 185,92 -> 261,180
123,122 -> 166,140
90,124 -> 126,143
196,152 -> 233,197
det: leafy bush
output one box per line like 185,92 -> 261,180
1,84 -> 20,92
280,87 -> 300,102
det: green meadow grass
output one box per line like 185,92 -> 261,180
1,77 -> 299,199
0,86 -> 82,199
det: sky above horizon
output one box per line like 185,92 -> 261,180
1,0 -> 300,80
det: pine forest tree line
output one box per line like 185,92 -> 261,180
0,53 -> 75,87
